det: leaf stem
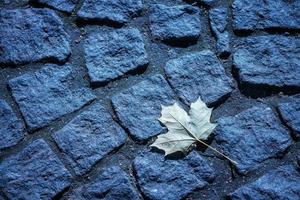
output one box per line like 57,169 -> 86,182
195,138 -> 237,165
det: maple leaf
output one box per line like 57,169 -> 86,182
151,97 -> 237,164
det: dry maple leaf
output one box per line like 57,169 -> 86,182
151,97 -> 237,164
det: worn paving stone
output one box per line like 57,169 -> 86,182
165,50 -> 233,106
52,103 -> 127,176
8,64 -> 96,131
233,36 -> 300,96
214,105 -> 292,174
0,139 -> 72,199
209,7 -> 230,57
31,0 -> 79,13
229,164 -> 300,200
111,75 -> 176,141
278,97 -> 300,140
84,28 -> 148,86
68,166 -> 141,199
77,0 -> 143,25
0,8 -> 70,65
232,0 -> 300,31
149,4 -> 201,44
0,100 -> 25,151
133,151 -> 215,200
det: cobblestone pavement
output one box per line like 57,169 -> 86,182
0,0 -> 300,200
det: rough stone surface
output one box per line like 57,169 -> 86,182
84,28 -> 148,86
31,0 -> 78,13
52,103 -> 127,176
214,105 -> 292,174
149,4 -> 201,44
68,166 -> 140,200
8,64 -> 96,131
77,0 -> 143,25
209,7 -> 230,57
0,100 -> 25,151
165,50 -> 233,106
233,36 -> 300,95
232,0 -> 300,31
0,8 -> 70,65
133,151 -> 215,200
0,139 -> 72,200
278,97 -> 300,140
230,165 -> 300,200
111,75 -> 176,141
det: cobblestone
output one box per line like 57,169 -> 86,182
77,0 -> 143,25
165,50 -> 233,106
232,0 -> 300,32
0,8 -> 70,65
214,105 -> 292,174
112,75 -> 176,141
0,139 -> 72,199
149,4 -> 201,44
233,36 -> 300,96
84,28 -> 148,86
230,164 -> 300,200
52,103 -> 126,176
133,151 -> 215,200
68,166 -> 140,200
0,100 -> 25,151
278,97 -> 300,140
31,0 -> 78,13
8,64 -> 96,131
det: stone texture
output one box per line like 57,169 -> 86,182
165,50 -> 233,106
84,28 -> 148,86
230,165 -> 300,200
133,151 -> 215,200
278,97 -> 300,140
233,36 -> 300,95
0,139 -> 72,200
214,105 -> 292,174
0,8 -> 70,65
209,7 -> 230,57
8,64 -> 96,131
111,75 -> 176,141
77,0 -> 143,25
0,100 -> 25,151
52,103 -> 127,176
232,0 -> 300,31
31,0 -> 79,13
149,4 -> 201,44
68,166 -> 141,200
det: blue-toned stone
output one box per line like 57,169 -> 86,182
0,100 -> 25,151
0,8 -> 70,65
0,139 -> 72,200
111,75 -> 176,141
232,0 -> 300,31
214,105 -> 292,174
133,151 -> 215,200
84,28 -> 148,86
278,97 -> 300,140
149,4 -> 201,44
68,166 -> 141,199
233,36 -> 300,95
8,64 -> 96,131
209,7 -> 230,57
230,165 -> 300,200
165,50 -> 233,106
77,0 -> 143,25
31,0 -> 79,13
52,103 -> 127,176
